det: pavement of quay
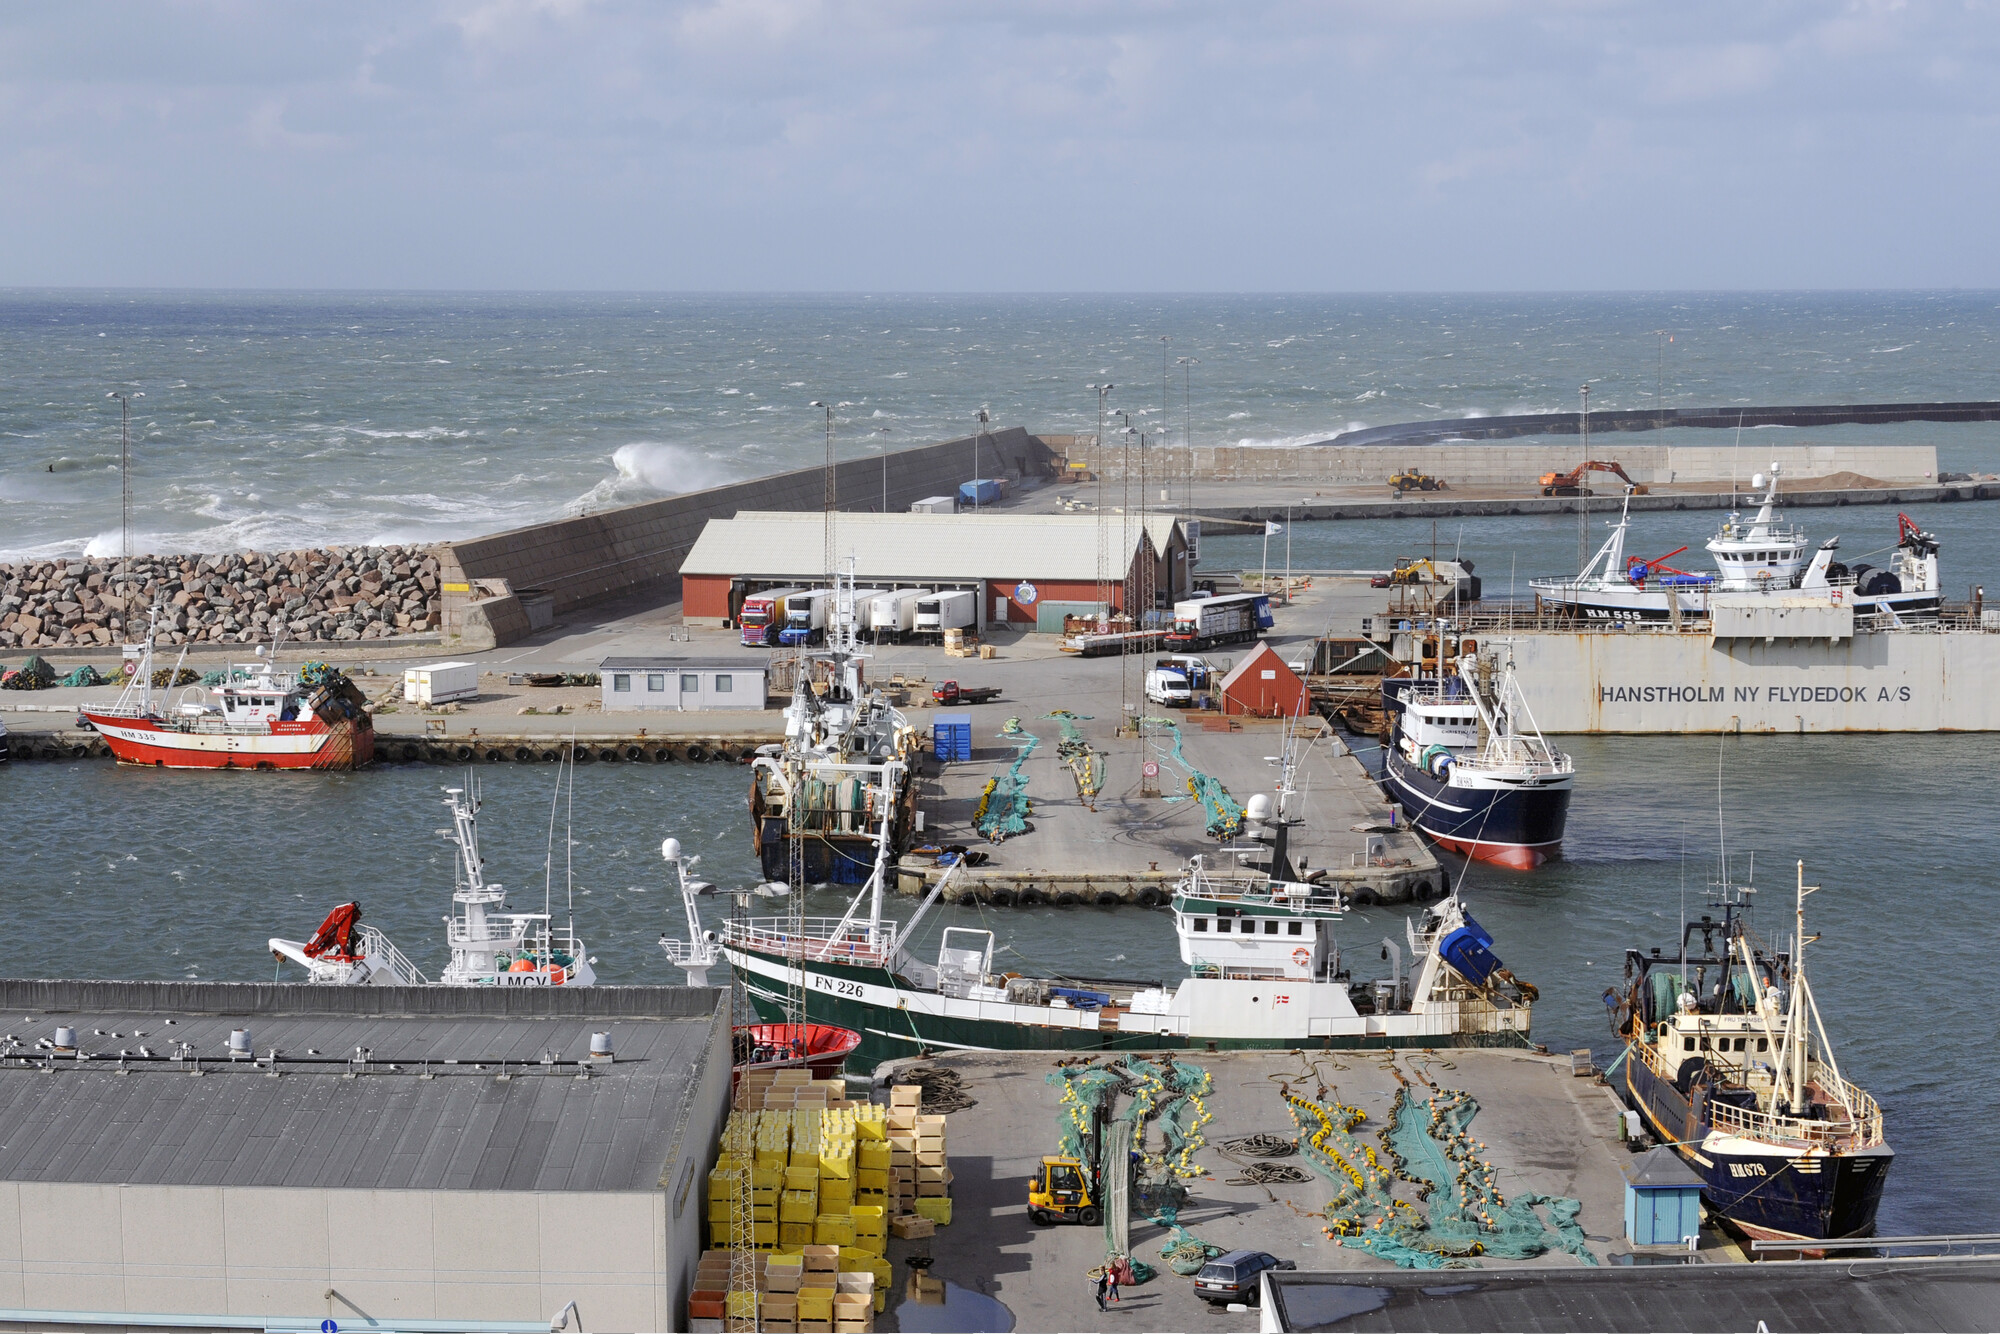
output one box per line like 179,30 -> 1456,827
863,1048 -> 1699,1334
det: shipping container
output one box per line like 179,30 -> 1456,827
403,661 -> 479,705
1164,593 -> 1273,650
739,586 -> 804,646
956,478 -> 1005,507
931,713 -> 972,762
908,496 -> 955,514
913,589 -> 977,636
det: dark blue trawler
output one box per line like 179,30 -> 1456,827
1609,863 -> 1891,1244
1380,642 -> 1574,871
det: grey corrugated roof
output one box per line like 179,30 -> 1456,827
599,657 -> 765,671
681,510 -> 1180,583
1621,1144 -> 1705,1189
1268,1262 -> 2000,1332
0,980 -> 724,1193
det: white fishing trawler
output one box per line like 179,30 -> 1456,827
664,728 -> 1537,1071
271,774 -> 597,987
1530,466 -> 1941,623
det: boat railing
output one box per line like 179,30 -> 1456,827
1632,1037 -> 1885,1148
357,924 -> 429,985
1176,871 -> 1345,916
721,915 -> 900,964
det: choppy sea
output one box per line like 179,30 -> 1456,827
5,290 -> 2000,1238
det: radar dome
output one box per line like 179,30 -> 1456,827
661,837 -> 682,863
1751,472 -> 1766,489
1245,793 -> 1275,823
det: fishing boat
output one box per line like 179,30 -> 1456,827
80,612 -> 373,769
1529,467 -> 1941,623
1610,862 -> 1891,1243
1380,637 -> 1574,870
671,727 -> 1537,1071
271,775 -> 597,987
748,569 -> 921,885
657,836 -> 862,1081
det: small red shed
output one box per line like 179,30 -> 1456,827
1217,642 -> 1309,718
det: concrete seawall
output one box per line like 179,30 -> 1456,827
1071,440 -> 1939,488
438,427 -> 1057,647
1328,400 -> 2000,447
1186,480 -> 1997,524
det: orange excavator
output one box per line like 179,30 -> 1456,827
1540,460 -> 1648,497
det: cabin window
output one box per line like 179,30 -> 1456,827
1682,1036 -> 1694,1052
1734,1038 -> 1746,1052
647,674 -> 666,692
715,674 -> 733,693
1699,1035 -> 1710,1051
613,674 -> 631,693
1264,920 -> 1279,935
1757,1037 -> 1768,1051
1288,922 -> 1303,936
681,674 -> 700,692
1215,918 -> 1230,933
1192,918 -> 1207,932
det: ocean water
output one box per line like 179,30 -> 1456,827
5,290 -> 2000,1240
5,289 -> 2000,559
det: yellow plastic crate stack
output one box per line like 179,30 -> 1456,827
813,1106 -> 857,1247
707,1110 -> 793,1249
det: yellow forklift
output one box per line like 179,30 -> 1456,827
1027,1156 -> 1101,1226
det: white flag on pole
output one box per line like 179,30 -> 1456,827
1264,519 -> 1285,535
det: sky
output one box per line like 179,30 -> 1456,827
2,1 -> 1997,291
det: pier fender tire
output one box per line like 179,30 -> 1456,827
1018,888 -> 1047,906
67,743 -> 87,759
515,748 -> 534,762
1053,892 -> 1082,906
983,889 -> 1017,907
541,750 -> 562,763
454,745 -> 474,761
1351,886 -> 1379,906
597,748 -> 619,763
574,748 -> 594,763
686,745 -> 707,762
90,741 -> 111,758
485,748 -> 505,762
400,743 -> 419,762
652,748 -> 674,763
1093,891 -> 1122,907
1078,1207 -> 1102,1227
716,746 -> 738,762
1136,888 -> 1165,908
624,746 -> 644,761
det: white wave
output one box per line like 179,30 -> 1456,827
720,388 -> 742,396
568,441 -> 735,513
1870,345 -> 1910,354
1226,412 -> 1251,420
1748,422 -> 1796,429
1231,428 -> 1351,449
343,425 -> 473,441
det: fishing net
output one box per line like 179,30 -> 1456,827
1647,971 -> 1688,1025
975,723 -> 1037,841
1048,710 -> 1102,804
1148,718 -> 1244,839
1,656 -> 55,690
1285,1082 -> 1598,1269
1046,1057 -> 1224,1276
59,665 -> 105,687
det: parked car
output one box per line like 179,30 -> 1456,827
1192,1249 -> 1295,1306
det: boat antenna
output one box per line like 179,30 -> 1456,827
1731,410 -> 1744,508
1716,731 -> 1727,881
565,728 -> 578,952
544,744 -> 563,933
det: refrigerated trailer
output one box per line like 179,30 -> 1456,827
868,589 -> 932,641
913,589 -> 978,637
1163,593 -> 1272,650
778,589 -> 836,646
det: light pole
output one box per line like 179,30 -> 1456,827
1091,383 -> 1115,624
1578,384 -> 1591,571
107,390 -> 142,561
1176,356 -> 1198,525
874,427 -> 892,511
974,408 -> 990,512
1651,330 -> 1671,422
811,400 -> 835,581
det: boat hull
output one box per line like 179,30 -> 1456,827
1621,1043 -> 1891,1242
81,711 -> 373,770
1382,746 -> 1570,870
754,813 -> 886,886
1535,584 -> 1940,623
723,941 -> 1531,1072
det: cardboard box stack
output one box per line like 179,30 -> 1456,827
693,1078 -> 948,1329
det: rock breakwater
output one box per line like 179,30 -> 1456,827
0,546 -> 443,650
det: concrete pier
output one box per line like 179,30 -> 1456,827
872,1048 -> 1709,1334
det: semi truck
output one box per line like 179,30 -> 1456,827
913,589 -> 977,637
739,587 -> 804,646
1164,592 -> 1272,650
778,589 -> 836,647
868,589 -> 931,641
